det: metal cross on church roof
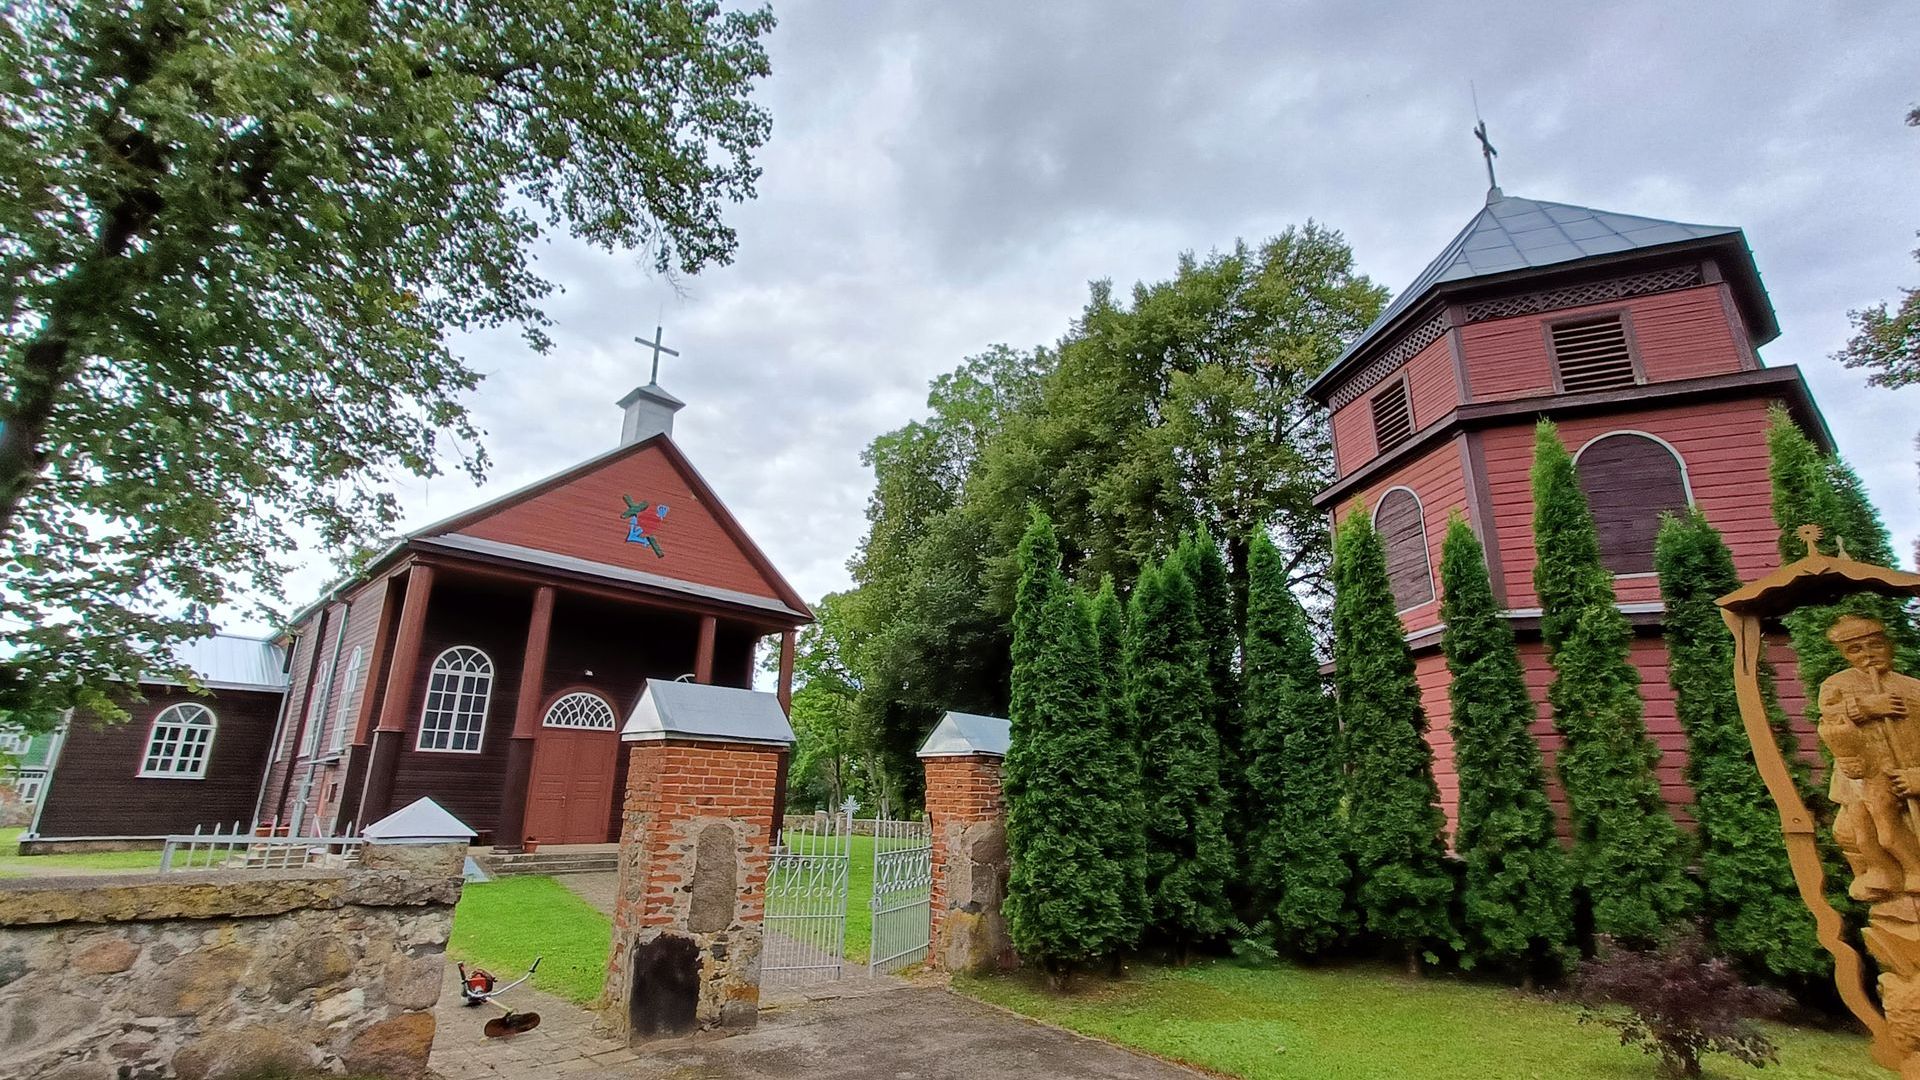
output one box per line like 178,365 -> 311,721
1474,119 -> 1498,193
634,324 -> 679,385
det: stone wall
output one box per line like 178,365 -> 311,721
605,740 -> 782,1043
923,754 -> 1015,973
0,843 -> 463,1080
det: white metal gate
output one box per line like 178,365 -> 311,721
762,812 -> 851,987
868,818 -> 932,974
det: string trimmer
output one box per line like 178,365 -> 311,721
457,957 -> 543,1037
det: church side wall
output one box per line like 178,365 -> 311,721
34,687 -> 283,841
1329,336 -> 1455,478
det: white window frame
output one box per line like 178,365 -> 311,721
415,646 -> 495,754
138,702 -> 218,779
303,653 -> 335,757
542,691 -> 618,731
12,771 -> 45,804
329,646 -> 364,754
0,728 -> 28,756
1573,429 -> 1694,580
1372,485 -> 1436,614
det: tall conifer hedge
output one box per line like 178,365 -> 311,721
1244,531 -> 1352,955
1087,574 -> 1149,949
1655,507 -> 1825,980
1332,511 -> 1457,968
1127,555 -> 1235,953
1530,421 -> 1695,944
1173,531 -> 1249,904
1438,515 -> 1575,979
1004,509 -> 1132,979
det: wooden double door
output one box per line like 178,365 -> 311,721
524,727 -> 620,845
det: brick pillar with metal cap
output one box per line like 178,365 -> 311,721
918,711 -> 1016,974
603,679 -> 793,1044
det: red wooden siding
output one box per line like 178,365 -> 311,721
1463,286 -> 1745,403
451,443 -> 788,604
36,687 -> 284,838
1477,398 -> 1783,610
1336,440 -> 1470,636
1415,651 -> 1458,839
1329,337 -> 1455,479
1575,433 -> 1690,575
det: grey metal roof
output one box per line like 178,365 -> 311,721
166,633 -> 288,692
917,711 -> 1011,758
1310,193 -> 1743,397
621,679 -> 796,746
419,533 -> 809,621
362,796 -> 477,842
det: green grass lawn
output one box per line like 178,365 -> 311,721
0,826 -> 165,878
957,960 -> 1881,1080
780,832 -> 876,963
449,876 -> 612,1006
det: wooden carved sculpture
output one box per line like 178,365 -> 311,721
1720,526 -> 1920,1077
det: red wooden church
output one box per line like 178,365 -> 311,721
1306,181 -> 1832,829
259,373 -> 812,848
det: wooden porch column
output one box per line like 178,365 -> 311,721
355,564 -> 435,825
777,630 -> 796,713
493,585 -> 556,852
694,614 -> 717,684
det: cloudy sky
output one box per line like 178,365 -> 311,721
255,1 -> 1918,631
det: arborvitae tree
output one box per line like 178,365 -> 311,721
1655,508 -> 1826,981
1332,511 -> 1457,970
1127,556 -> 1236,955
1768,410 -> 1920,707
1438,515 -> 1576,982
1531,421 -> 1696,944
1087,575 -> 1149,949
1244,531 -> 1353,955
1004,509 -> 1131,983
1173,530 -> 1250,906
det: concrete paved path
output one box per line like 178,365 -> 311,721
432,971 -> 1198,1079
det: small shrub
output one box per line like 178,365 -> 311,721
1571,930 -> 1789,1078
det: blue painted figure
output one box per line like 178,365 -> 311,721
621,495 -> 669,558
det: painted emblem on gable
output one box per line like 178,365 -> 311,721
621,495 -> 670,558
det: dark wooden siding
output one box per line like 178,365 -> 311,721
1576,433 -> 1689,575
37,686 -> 283,838
376,579 -> 757,842
1375,488 -> 1434,611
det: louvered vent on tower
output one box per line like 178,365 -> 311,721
1369,380 -> 1413,452
1549,316 -> 1638,393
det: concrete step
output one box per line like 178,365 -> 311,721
474,850 -> 618,877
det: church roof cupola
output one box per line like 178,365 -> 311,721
619,325 -> 686,445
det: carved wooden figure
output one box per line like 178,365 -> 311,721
1719,526 -> 1920,1077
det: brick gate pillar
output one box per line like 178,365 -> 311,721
917,712 -> 1016,974
603,681 -> 793,1044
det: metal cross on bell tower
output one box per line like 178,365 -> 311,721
1474,119 -> 1500,198
634,325 -> 679,386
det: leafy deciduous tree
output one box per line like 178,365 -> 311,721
0,0 -> 776,729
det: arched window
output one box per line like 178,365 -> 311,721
1373,487 -> 1434,611
139,703 -> 217,779
543,691 -> 617,731
1575,431 -> 1691,575
329,646 -> 364,753
416,646 -> 494,753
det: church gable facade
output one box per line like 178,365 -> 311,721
1308,190 -> 1832,833
260,380 -> 810,849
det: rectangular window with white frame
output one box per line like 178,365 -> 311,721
329,647 -> 363,755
